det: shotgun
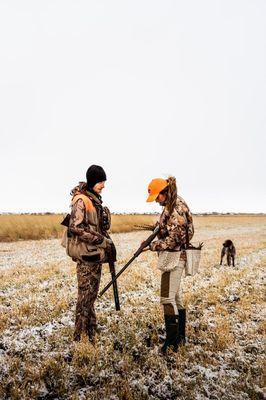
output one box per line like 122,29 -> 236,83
99,225 -> 160,298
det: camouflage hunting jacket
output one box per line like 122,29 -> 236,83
150,195 -> 194,252
68,182 -> 109,248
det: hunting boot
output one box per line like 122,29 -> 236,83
178,309 -> 186,345
161,315 -> 179,354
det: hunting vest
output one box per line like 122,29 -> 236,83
61,192 -> 110,263
71,191 -> 111,235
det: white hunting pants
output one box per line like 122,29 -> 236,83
160,260 -> 185,316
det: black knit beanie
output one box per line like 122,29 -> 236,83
86,165 -> 107,190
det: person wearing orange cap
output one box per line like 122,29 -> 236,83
146,176 -> 194,353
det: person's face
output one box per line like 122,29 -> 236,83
93,181 -> 105,194
156,193 -> 167,206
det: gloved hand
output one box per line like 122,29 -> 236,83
106,239 -> 117,263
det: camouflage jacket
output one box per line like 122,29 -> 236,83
68,182 -> 108,247
150,195 -> 194,252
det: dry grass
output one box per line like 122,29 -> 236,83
0,216 -> 265,399
1,213 -> 265,242
0,214 -> 158,241
0,214 -> 63,241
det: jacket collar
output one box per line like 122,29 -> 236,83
86,190 -> 103,205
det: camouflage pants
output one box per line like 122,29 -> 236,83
74,261 -> 102,341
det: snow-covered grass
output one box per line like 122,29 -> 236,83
0,216 -> 265,399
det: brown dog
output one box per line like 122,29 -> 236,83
220,240 -> 236,267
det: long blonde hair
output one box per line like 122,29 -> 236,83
161,176 -> 178,215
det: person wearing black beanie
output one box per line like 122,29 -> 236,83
65,164 -> 118,343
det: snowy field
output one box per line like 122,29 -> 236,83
0,216 -> 265,399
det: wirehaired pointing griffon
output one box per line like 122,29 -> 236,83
220,240 -> 236,267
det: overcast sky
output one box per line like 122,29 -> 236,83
0,0 -> 265,214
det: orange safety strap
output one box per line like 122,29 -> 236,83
71,194 -> 95,212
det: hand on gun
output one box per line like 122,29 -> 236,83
106,239 -> 117,263
140,241 -> 150,252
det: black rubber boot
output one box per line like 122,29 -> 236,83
161,315 -> 179,354
178,309 -> 186,345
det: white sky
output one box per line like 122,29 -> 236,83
0,0 -> 265,214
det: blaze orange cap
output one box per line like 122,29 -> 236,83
146,178 -> 168,202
